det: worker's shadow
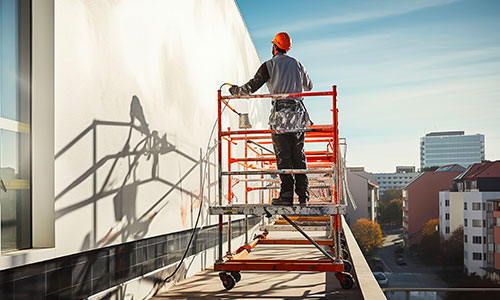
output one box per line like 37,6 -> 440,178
55,95 -> 202,249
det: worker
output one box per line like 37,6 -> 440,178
229,32 -> 313,206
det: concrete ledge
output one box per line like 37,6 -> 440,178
342,216 -> 387,300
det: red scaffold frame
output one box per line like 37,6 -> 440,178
210,86 -> 354,290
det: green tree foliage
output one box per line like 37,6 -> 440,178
379,199 -> 402,225
419,218 -> 440,262
352,218 -> 383,254
441,226 -> 464,267
380,189 -> 402,205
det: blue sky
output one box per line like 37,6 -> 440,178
236,0 -> 500,172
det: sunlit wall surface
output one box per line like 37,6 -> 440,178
0,0 -> 31,252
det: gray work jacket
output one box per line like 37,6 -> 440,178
238,53 -> 313,133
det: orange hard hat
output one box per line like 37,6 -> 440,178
271,32 -> 292,51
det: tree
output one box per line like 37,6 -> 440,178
379,198 -> 402,225
422,218 -> 439,236
380,189 -> 402,205
352,219 -> 383,254
419,218 -> 440,262
441,226 -> 464,267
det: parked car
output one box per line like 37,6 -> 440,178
373,272 -> 389,287
367,258 -> 385,272
396,257 -> 407,265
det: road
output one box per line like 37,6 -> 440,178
372,228 -> 448,300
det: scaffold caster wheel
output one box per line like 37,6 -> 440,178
335,272 -> 355,289
342,249 -> 349,260
342,260 -> 352,273
230,271 -> 241,283
219,272 -> 236,290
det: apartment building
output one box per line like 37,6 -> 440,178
485,198 -> 500,281
403,165 -> 465,245
345,168 -> 379,225
374,166 -> 419,196
448,161 -> 500,277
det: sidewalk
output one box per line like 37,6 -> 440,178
153,231 -> 362,300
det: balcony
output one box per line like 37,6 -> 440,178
151,218 -> 386,299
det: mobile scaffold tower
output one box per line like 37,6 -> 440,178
209,86 -> 354,290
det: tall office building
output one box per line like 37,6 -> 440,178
420,131 -> 485,170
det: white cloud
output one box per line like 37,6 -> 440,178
252,0 -> 459,38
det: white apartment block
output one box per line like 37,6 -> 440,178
463,191 -> 500,276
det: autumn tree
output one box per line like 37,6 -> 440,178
352,218 -> 383,254
422,218 -> 439,236
419,218 -> 440,262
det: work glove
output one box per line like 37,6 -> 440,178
229,85 -> 241,95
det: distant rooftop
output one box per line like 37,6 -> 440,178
426,131 -> 464,137
454,161 -> 500,180
435,164 -> 466,172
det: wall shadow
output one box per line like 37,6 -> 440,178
55,95 -> 207,248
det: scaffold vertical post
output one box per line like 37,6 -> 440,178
217,89 -> 223,261
244,139 -> 249,244
333,85 -> 341,260
227,129 -> 232,254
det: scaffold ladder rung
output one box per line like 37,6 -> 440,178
222,168 -> 334,176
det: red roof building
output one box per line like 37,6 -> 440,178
403,165 -> 465,245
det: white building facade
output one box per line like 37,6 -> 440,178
0,1 -> 271,298
345,168 -> 379,225
463,192 -> 500,276
374,166 -> 419,195
439,191 -> 465,240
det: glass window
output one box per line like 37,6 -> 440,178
0,0 -> 31,252
464,202 -> 467,210
472,236 -> 481,244
445,200 -> 449,207
472,253 -> 482,261
472,203 -> 481,210
445,227 -> 450,234
445,213 -> 449,220
464,219 -> 468,227
472,219 -> 481,227
464,235 -> 467,243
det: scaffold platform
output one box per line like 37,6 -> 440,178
209,204 -> 346,216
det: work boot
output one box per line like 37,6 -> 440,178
271,197 -> 293,206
